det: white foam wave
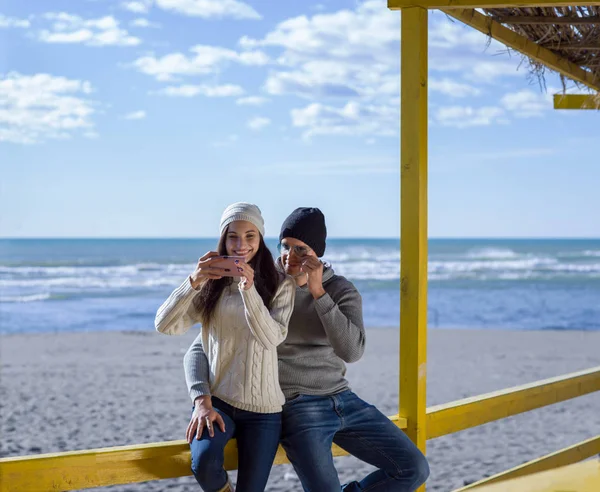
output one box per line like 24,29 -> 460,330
0,293 -> 52,303
1,254 -> 599,301
466,247 -> 520,260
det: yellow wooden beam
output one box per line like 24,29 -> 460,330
389,0 -> 600,9
0,417 -> 407,491
554,94 -> 600,109
400,4 -> 429,472
454,435 -> 600,490
453,458 -> 600,492
426,366 -> 600,439
441,8 -> 600,92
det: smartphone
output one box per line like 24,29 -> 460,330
211,256 -> 246,277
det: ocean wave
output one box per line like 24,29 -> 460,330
0,293 -> 53,303
2,254 -> 600,304
0,263 -> 193,278
465,247 -> 521,260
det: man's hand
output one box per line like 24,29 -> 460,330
301,256 -> 326,299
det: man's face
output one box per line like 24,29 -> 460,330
280,237 -> 315,277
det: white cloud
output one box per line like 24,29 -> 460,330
291,101 -> 397,139
132,45 -> 269,81
234,1 -> 543,138
0,72 -> 96,144
467,61 -> 524,83
123,110 -> 147,119
130,18 -> 161,28
236,96 -> 269,106
39,13 -> 141,46
121,1 -> 153,14
0,14 -> 30,28
155,0 -> 260,19
240,1 -> 403,102
429,78 -> 482,98
238,1 -> 528,138
240,1 -> 398,63
501,89 -> 552,117
434,105 -> 506,128
247,116 -> 271,130
154,84 -> 244,97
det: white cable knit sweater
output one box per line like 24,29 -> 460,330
155,275 -> 295,413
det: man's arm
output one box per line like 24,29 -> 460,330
183,332 -> 211,402
314,283 -> 365,363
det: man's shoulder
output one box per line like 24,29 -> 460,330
324,271 -> 360,297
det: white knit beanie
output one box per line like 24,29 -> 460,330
219,202 -> 265,237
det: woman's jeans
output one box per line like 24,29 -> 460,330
281,390 -> 430,492
189,397 -> 282,492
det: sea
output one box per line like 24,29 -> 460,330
1,238 -> 599,334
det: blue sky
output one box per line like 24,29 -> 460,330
1,0 -> 599,238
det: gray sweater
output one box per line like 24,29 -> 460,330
183,263 -> 365,401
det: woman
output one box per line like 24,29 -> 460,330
155,202 -> 295,492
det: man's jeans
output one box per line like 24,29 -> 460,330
189,397 -> 282,492
281,391 -> 430,492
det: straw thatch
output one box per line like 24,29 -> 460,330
483,7 -> 600,92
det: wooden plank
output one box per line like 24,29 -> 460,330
497,15 -> 600,25
554,94 -> 600,109
400,7 -> 429,488
453,458 -> 600,491
427,366 -> 600,439
454,436 -> 600,490
0,418 -> 407,491
441,8 -> 600,91
389,0 -> 600,9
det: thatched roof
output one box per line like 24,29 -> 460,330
483,7 -> 600,90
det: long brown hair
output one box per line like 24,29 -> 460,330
193,227 -> 282,325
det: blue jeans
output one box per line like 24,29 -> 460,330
281,391 -> 430,492
190,397 -> 282,492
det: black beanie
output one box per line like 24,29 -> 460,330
279,207 -> 327,257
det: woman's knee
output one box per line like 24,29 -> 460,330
190,439 -> 226,480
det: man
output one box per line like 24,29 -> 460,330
183,207 -> 430,491
275,207 -> 429,491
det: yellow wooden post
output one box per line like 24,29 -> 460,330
399,4 -> 428,474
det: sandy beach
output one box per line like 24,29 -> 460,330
1,327 -> 599,491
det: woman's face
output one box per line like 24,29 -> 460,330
225,220 -> 261,263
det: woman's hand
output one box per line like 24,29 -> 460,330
237,262 -> 255,290
189,252 -> 225,290
186,396 -> 226,443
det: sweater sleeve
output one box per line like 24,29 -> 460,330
155,277 -> 200,335
314,282 -> 365,363
183,332 -> 212,402
239,275 -> 296,350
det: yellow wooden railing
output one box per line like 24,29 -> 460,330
2,1 -> 599,491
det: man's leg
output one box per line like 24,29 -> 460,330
234,410 -> 282,492
281,394 -> 342,492
333,391 -> 430,492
